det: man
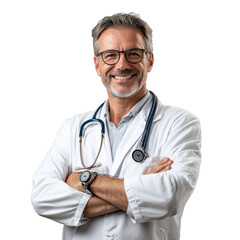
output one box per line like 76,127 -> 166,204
32,13 -> 201,240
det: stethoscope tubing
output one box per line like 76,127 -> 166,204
78,102 -> 105,170
139,91 -> 157,150
77,91 -> 157,170
79,102 -> 105,138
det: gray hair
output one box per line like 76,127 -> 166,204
92,13 -> 153,56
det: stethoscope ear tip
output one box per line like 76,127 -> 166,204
95,163 -> 102,167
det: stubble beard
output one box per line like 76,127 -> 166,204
101,73 -> 147,99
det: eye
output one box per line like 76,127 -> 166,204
127,50 -> 142,59
103,51 -> 118,59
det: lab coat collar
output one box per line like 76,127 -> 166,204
102,91 -> 151,122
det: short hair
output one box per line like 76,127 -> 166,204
92,12 -> 153,56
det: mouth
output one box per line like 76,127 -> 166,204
110,74 -> 137,80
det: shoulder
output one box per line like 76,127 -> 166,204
164,105 -> 199,122
157,103 -> 201,132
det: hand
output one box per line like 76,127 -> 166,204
66,172 -> 84,192
146,157 -> 173,175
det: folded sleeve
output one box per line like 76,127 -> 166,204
124,110 -> 201,223
31,121 -> 91,227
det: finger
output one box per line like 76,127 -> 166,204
147,159 -> 173,174
160,160 -> 173,171
160,157 -> 169,163
162,165 -> 172,171
156,159 -> 173,170
160,157 -> 173,165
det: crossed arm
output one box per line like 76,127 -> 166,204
66,157 -> 173,218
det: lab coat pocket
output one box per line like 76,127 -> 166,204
127,156 -> 160,177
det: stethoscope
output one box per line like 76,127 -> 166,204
75,91 -> 157,171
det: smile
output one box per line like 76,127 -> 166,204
112,74 -> 137,80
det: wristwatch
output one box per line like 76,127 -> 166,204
80,170 -> 98,194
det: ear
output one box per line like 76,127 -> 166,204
147,53 -> 154,72
94,56 -> 101,76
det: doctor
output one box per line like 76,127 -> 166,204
32,13 -> 201,240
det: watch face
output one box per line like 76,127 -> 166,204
80,171 -> 91,183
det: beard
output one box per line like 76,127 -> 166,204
101,69 -> 147,99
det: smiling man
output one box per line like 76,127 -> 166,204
94,26 -> 154,126
95,27 -> 152,99
32,13 -> 201,240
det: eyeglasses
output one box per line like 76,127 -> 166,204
97,48 -> 147,65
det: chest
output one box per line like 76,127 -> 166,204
70,115 -> 171,178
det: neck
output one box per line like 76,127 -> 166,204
107,87 -> 147,127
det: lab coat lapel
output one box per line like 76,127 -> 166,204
110,96 -> 164,176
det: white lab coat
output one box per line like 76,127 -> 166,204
32,96 -> 201,240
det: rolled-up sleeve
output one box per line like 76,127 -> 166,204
124,110 -> 201,223
31,121 -> 91,227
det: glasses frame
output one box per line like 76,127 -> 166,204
97,48 -> 147,65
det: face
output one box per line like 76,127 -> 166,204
94,27 -> 154,99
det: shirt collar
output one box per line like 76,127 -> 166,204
103,91 -> 151,121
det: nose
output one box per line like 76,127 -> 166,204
116,52 -> 131,70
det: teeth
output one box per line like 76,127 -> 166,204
114,75 -> 132,80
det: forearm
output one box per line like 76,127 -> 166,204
66,172 -> 124,218
66,158 -> 173,215
90,175 -> 128,211
84,195 -> 120,218
88,158 -> 173,212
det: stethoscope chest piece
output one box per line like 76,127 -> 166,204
132,148 -> 148,162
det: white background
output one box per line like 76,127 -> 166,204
0,0 -> 239,239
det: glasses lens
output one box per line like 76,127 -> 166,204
102,50 -> 119,65
126,49 -> 143,63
